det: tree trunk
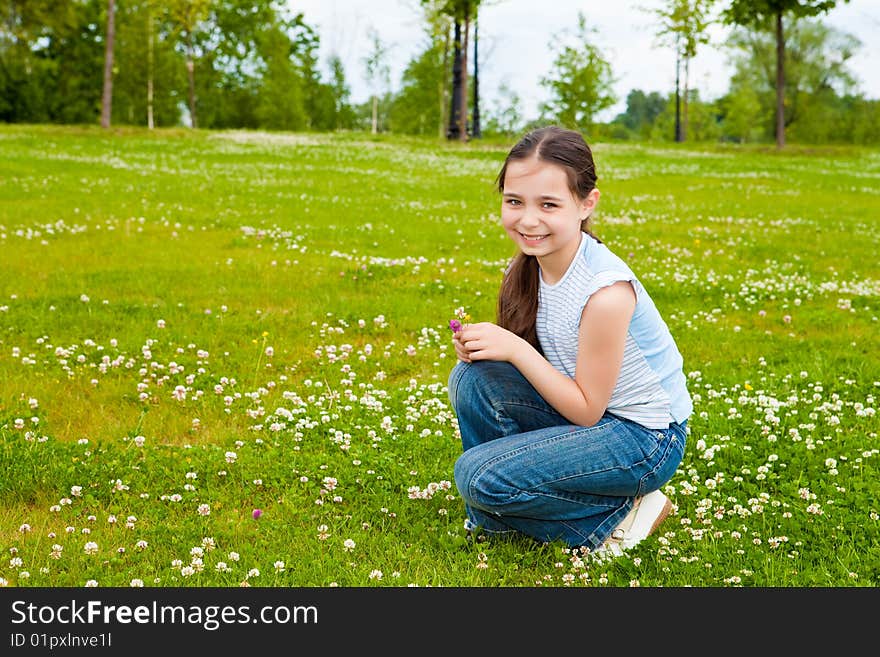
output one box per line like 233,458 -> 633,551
471,18 -> 480,139
674,35 -> 681,142
100,0 -> 116,129
147,4 -> 154,129
371,95 -> 378,134
775,11 -> 785,149
439,22 -> 449,139
447,20 -> 462,140
459,8 -> 470,141
186,32 -> 197,129
683,54 -> 690,142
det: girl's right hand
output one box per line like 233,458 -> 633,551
451,331 -> 472,363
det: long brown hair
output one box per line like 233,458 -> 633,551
495,125 -> 600,352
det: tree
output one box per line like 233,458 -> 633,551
327,54 -> 356,130
611,89 -> 666,139
719,72 -> 763,142
100,0 -> 116,128
254,21 -> 307,130
146,0 -> 154,128
0,0 -> 97,124
431,0 -> 482,141
723,0 -> 849,149
167,0 -> 211,128
481,81 -> 522,137
539,12 -> 615,135
471,16 -> 480,137
651,0 -> 714,142
110,0 -> 186,128
362,26 -> 390,134
724,17 -> 860,143
389,38 -> 445,135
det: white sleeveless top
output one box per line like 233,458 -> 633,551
536,232 -> 692,429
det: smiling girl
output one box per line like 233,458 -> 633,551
448,126 -> 693,557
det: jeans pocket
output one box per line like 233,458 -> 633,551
636,430 -> 684,497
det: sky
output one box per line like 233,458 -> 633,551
290,0 -> 880,122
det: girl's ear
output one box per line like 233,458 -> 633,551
581,188 -> 600,218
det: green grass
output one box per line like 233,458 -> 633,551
1,124 -> 878,587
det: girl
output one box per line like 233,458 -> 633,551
448,126 -> 692,556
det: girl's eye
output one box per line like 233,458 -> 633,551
506,199 -> 521,206
542,202 -> 557,209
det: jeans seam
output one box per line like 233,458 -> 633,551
636,432 -> 683,497
491,399 -> 562,414
447,361 -> 469,409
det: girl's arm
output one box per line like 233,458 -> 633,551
455,281 -> 636,427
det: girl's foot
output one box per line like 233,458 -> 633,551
592,490 -> 673,559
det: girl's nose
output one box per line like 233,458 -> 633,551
519,208 -> 541,227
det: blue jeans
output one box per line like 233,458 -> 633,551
448,360 -> 687,550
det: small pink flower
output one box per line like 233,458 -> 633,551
449,319 -> 462,332
252,509 -> 262,520
783,315 -> 792,324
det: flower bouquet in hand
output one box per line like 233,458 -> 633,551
448,306 -> 471,333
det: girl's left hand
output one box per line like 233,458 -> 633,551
456,322 -> 524,363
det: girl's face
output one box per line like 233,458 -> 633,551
500,157 -> 598,277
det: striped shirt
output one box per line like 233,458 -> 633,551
536,232 -> 693,429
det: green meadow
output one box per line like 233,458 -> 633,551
1,124 -> 878,587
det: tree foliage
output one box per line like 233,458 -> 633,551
539,12 -> 615,135
1,0 -> 877,145
651,0 -> 715,141
722,0 -> 850,148
723,17 -> 861,143
0,0 -> 356,130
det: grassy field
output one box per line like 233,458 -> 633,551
0,124 -> 878,587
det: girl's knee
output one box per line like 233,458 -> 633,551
454,449 -> 487,505
453,451 -> 474,501
454,449 -> 516,512
448,360 -> 519,408
447,360 -> 470,408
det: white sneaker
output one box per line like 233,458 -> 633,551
592,490 -> 673,560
